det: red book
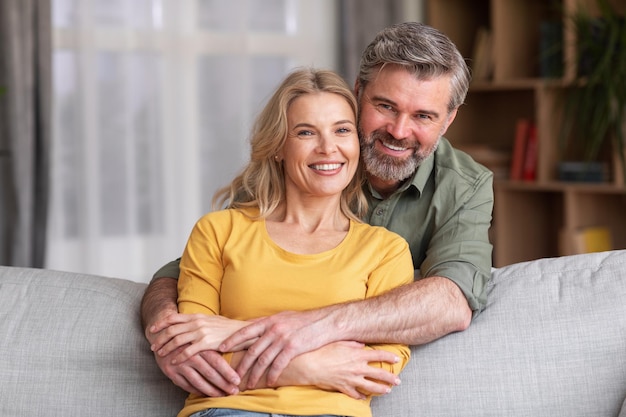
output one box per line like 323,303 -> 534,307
522,123 -> 538,181
510,118 -> 530,180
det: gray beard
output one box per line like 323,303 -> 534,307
360,130 -> 438,182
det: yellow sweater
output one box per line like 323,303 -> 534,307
178,208 -> 413,417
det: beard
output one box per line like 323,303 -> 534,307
360,128 -> 439,182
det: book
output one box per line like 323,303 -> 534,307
455,144 -> 511,180
509,118 -> 530,181
558,161 -> 608,183
521,122 -> 538,181
574,227 -> 613,254
471,27 -> 493,81
539,21 -> 563,78
559,226 -> 613,255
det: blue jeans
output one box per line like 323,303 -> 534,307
190,409 -> 347,417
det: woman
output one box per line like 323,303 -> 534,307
158,68 -> 413,417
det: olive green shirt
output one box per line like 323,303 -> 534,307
154,137 -> 494,314
364,138 -> 493,314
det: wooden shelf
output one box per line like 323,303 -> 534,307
496,180 -> 626,194
427,0 -> 626,267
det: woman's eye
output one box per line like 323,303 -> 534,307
336,127 -> 352,134
296,129 -> 314,136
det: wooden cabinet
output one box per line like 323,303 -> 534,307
427,0 -> 626,266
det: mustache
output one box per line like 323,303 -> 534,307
368,129 -> 419,150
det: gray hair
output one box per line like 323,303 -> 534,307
358,22 -> 470,112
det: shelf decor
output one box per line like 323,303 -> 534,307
560,0 -> 626,183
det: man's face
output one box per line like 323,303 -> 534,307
358,65 -> 457,186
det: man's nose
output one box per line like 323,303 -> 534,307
386,114 -> 411,139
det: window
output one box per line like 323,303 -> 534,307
48,0 -> 338,281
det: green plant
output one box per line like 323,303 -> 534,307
560,0 -> 626,181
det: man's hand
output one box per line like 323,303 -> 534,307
219,308 -> 336,388
278,341 -> 401,399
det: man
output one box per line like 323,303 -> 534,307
142,21 -> 493,398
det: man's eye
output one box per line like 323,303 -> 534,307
377,104 -> 398,116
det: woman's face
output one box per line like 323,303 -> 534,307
278,91 -> 359,201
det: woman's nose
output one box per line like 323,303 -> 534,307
317,135 -> 337,154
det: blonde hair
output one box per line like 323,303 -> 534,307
212,67 -> 367,221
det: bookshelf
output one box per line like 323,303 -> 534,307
426,0 -> 626,267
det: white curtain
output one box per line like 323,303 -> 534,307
47,0 -> 337,282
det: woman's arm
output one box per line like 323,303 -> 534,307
151,313 -> 402,399
235,341 -> 402,399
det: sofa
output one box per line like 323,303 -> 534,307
1,250 -> 625,417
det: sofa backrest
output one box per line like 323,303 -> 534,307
372,250 -> 626,416
0,267 -> 186,416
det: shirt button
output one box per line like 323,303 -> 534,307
375,208 -> 384,216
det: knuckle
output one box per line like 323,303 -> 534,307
171,335 -> 184,347
246,344 -> 260,356
256,353 -> 273,367
203,350 -> 221,364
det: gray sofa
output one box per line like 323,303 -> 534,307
1,250 -> 626,417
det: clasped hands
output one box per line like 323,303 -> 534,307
147,310 -> 401,399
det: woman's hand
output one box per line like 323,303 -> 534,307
274,341 -> 401,399
150,313 -> 253,363
144,311 -> 242,396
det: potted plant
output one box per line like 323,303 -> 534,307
559,0 -> 626,184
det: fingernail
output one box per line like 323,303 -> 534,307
395,378 -> 401,385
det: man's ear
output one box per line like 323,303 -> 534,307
353,79 -> 360,97
441,108 -> 458,136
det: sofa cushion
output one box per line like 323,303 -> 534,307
371,250 -> 626,416
0,267 -> 186,417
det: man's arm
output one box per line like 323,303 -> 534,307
140,276 -> 241,396
147,308 -> 404,399
141,277 -> 178,331
222,276 -> 470,387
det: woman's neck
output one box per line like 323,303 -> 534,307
265,198 -> 350,254
268,198 -> 348,233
